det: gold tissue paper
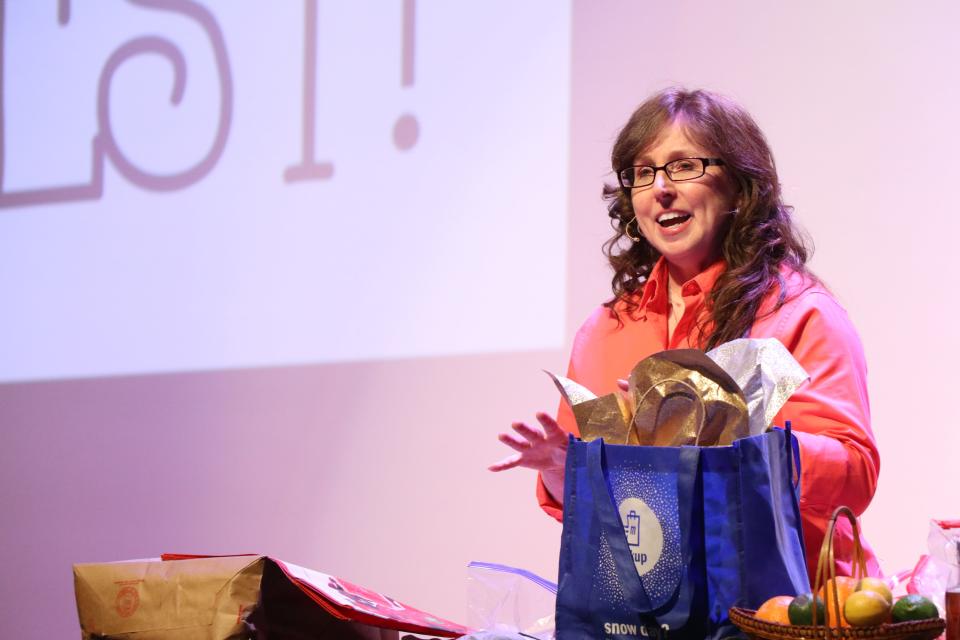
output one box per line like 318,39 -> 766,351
546,372 -> 635,444
549,338 -> 809,447
627,349 -> 748,446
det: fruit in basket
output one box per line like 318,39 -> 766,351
788,593 -> 826,625
818,576 -> 857,626
844,590 -> 891,626
856,577 -> 893,605
891,594 -> 939,622
755,595 -> 793,624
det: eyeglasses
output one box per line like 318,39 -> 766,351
617,157 -> 725,189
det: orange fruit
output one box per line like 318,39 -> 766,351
818,576 -> 857,626
755,595 -> 793,625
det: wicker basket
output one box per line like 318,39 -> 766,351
729,506 -> 945,640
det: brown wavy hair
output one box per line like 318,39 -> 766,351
602,88 -> 813,351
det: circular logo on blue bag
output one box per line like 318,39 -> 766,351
618,497 -> 664,577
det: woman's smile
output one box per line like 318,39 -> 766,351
654,209 -> 693,234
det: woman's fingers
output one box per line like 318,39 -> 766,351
491,412 -> 566,473
498,431 -> 531,451
488,453 -> 522,472
511,421 -> 545,442
536,412 -> 565,439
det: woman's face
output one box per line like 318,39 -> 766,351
629,120 -> 739,282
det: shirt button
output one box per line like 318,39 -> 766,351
682,283 -> 699,296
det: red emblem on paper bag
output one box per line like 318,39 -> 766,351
115,586 -> 139,618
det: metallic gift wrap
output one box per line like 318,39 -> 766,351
626,349 -> 749,446
705,338 -> 809,436
546,372 -> 634,444
548,338 -> 809,447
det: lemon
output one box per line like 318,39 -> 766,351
844,590 -> 891,626
892,595 -> 939,622
856,577 -> 893,605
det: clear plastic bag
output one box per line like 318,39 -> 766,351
891,520 -> 960,613
910,520 -> 960,612
466,561 -> 557,639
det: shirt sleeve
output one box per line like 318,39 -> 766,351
768,290 -> 880,570
536,313 -> 594,522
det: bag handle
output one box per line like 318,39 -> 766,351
631,378 -> 708,445
585,438 -> 700,631
785,420 -> 801,491
812,506 -> 867,630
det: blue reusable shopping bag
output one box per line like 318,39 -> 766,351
555,427 -> 809,640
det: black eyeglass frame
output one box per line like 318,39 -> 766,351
617,157 -> 726,190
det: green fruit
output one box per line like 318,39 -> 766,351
788,593 -> 826,625
891,595 -> 939,622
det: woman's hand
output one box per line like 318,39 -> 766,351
489,412 -> 568,503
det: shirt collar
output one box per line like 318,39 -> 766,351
638,257 -> 726,314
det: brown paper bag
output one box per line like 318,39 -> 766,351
74,554 -> 466,639
73,555 -> 264,639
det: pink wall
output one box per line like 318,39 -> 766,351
3,2 -> 958,637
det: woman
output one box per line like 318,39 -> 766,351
491,88 -> 880,579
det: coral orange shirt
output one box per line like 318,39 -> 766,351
538,258 -> 881,580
